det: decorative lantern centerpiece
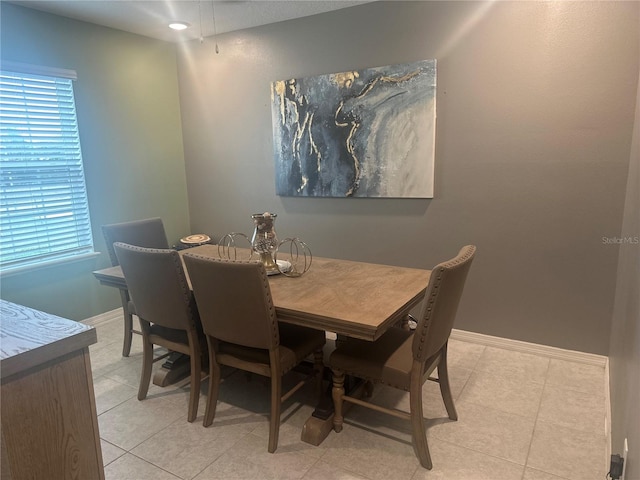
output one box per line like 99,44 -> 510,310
251,212 -> 278,273
217,212 -> 312,277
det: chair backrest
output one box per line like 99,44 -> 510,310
183,254 -> 279,350
102,218 -> 169,266
412,245 -> 476,362
114,242 -> 195,331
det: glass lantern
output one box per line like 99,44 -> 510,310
251,212 -> 278,272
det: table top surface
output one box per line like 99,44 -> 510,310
0,300 -> 97,379
93,244 -> 430,341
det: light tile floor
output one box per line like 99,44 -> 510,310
89,317 -> 608,480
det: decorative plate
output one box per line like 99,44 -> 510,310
180,234 -> 211,245
267,260 -> 292,276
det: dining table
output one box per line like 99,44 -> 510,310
92,243 -> 431,445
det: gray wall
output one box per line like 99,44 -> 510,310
608,68 -> 640,479
0,4 -> 190,320
177,1 -> 639,355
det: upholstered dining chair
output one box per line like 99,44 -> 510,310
329,245 -> 476,469
102,218 -> 169,356
183,254 -> 326,453
114,242 -> 203,423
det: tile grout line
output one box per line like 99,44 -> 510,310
428,345 -> 544,474
521,357 -> 551,480
124,450 -> 182,479
433,437 -> 529,474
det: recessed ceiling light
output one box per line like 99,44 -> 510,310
169,22 -> 190,31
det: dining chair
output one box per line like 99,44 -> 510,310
183,253 -> 326,453
114,242 -> 203,423
329,245 -> 477,469
102,218 -> 169,356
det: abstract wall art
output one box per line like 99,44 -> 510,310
270,59 -> 436,198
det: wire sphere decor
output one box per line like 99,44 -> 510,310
217,232 -> 253,261
274,237 -> 312,277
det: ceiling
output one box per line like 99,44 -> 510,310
9,0 -> 371,43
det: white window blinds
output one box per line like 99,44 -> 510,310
0,66 -> 94,270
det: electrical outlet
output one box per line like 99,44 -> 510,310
622,438 -> 628,480
611,454 -> 624,479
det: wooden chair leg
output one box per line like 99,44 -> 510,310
437,343 -> 458,421
187,351 -> 201,423
409,378 -> 432,469
119,290 -> 133,357
331,370 -> 345,433
268,376 -> 282,453
204,341 -> 220,427
137,336 -> 153,401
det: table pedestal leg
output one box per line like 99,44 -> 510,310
152,352 -> 190,387
301,377 -> 368,446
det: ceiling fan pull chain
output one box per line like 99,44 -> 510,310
211,0 -> 220,54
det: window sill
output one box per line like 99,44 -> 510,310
0,252 -> 102,278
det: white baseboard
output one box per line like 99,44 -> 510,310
82,307 -> 123,327
450,328 -> 607,367
605,359 -> 612,466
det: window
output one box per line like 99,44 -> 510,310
0,63 -> 94,272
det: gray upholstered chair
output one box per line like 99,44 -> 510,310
114,242 -> 203,423
102,218 -> 169,356
329,245 -> 476,469
183,254 -> 326,453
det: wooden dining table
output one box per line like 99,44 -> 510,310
92,243 -> 431,445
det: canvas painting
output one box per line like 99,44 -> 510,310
270,59 -> 436,198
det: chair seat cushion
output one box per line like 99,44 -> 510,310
329,327 -> 414,390
149,323 -> 189,344
217,323 -> 325,375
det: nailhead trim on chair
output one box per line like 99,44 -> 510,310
258,263 -> 280,347
169,248 -> 200,326
414,268 -> 441,361
414,246 -> 476,361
